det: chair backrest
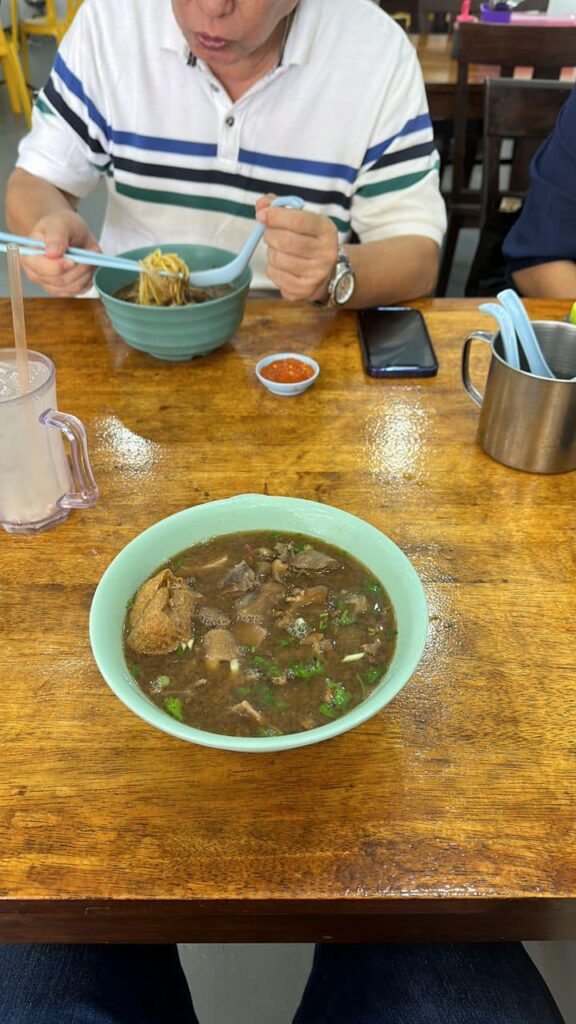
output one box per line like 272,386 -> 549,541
481,77 -> 574,217
417,0 -> 467,34
377,0 -> 416,30
451,23 -> 576,200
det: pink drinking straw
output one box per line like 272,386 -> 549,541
456,0 -> 476,22
6,242 -> 30,395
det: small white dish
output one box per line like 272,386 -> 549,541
255,352 -> 320,396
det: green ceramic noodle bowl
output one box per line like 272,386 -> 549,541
89,495 -> 428,753
94,244 -> 251,361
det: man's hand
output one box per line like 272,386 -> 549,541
20,210 -> 101,296
256,194 -> 338,303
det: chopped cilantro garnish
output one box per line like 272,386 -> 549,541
318,703 -> 339,720
363,581 -> 382,594
175,643 -> 187,656
163,696 -> 184,722
291,657 -> 323,679
364,666 -> 382,686
236,686 -> 252,698
171,558 -> 184,571
253,682 -> 287,710
355,672 -> 367,700
125,597 -> 134,610
251,655 -> 282,677
277,635 -> 294,647
130,664 -> 141,678
155,675 -> 171,690
336,610 -> 357,627
326,680 -> 353,709
318,611 -> 329,632
259,726 -> 283,737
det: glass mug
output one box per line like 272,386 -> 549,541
0,349 -> 99,534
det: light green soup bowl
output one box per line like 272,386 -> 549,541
89,495 -> 428,752
94,244 -> 251,361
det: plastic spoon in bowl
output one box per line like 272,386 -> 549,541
496,288 -> 554,378
185,195 -> 305,287
478,302 -> 520,370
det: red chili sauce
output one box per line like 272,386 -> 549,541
260,358 -> 315,384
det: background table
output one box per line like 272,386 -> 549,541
0,297 -> 574,942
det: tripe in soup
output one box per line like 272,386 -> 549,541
123,532 -> 397,738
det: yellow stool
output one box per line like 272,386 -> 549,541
20,0 -> 84,83
0,0 -> 32,127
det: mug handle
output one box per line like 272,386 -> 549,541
39,409 -> 100,509
461,331 -> 494,407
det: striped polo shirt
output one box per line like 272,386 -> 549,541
17,0 -> 446,291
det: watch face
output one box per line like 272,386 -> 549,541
334,270 -> 355,305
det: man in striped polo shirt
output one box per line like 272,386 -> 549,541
6,0 -> 446,308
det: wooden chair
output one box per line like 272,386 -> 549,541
417,0 -> 464,35
465,77 -> 574,295
20,0 -> 84,83
436,22 -> 576,296
378,0 -> 417,30
0,0 -> 32,126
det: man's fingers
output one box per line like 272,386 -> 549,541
259,206 -> 327,237
263,227 -> 317,258
22,256 -> 94,292
267,248 -> 312,276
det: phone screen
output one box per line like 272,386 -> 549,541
358,307 -> 439,378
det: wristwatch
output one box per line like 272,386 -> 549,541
327,248 -> 355,307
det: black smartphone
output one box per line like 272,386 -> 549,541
358,307 -> 439,378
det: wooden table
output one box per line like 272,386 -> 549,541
1,297 -> 575,942
414,32 -> 576,121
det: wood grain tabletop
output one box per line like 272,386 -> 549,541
0,296 -> 575,942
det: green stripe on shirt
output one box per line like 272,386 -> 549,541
358,160 -> 440,198
116,181 -> 350,233
34,97 -> 55,115
116,183 -> 257,220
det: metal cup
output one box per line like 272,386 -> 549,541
462,320 -> 576,473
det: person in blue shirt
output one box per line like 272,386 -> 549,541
504,87 -> 576,297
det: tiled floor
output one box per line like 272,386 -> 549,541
1,35 -> 575,1024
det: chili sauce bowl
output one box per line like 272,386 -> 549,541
94,244 -> 251,361
255,352 -> 319,396
89,495 -> 428,754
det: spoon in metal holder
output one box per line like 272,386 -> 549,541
478,302 -> 520,370
496,289 -> 555,378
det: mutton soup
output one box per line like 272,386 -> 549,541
123,531 -> 397,738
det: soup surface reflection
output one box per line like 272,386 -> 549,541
123,531 -> 397,738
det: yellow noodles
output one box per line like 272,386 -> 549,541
137,249 -> 189,306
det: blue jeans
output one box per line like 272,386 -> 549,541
0,942 -> 565,1024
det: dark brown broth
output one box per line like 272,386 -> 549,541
124,531 -> 397,738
